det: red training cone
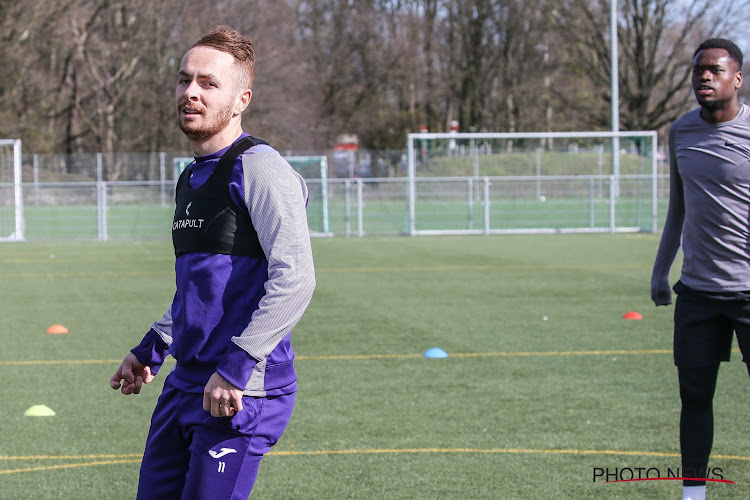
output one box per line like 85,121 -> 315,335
623,311 -> 643,320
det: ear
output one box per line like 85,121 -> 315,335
234,89 -> 252,115
736,70 -> 743,90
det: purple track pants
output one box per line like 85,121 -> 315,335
136,375 -> 295,499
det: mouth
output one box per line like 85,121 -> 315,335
178,102 -> 204,118
695,85 -> 714,96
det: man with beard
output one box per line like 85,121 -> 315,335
651,38 -> 750,500
110,26 -> 316,499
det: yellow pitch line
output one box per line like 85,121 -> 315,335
3,449 -> 750,475
295,349 -> 681,360
0,454 -> 142,461
450,349 -> 674,357
4,347 -> 723,367
0,459 -> 140,475
5,348 -> 742,366
0,270 -> 169,278
267,447 -> 750,462
298,353 -> 423,360
0,359 -> 128,366
0,349 -> 679,366
267,448 -> 685,458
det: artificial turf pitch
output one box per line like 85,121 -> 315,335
0,234 -> 748,499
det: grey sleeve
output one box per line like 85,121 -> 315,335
650,125 -> 684,305
151,303 -> 174,346
230,150 -> 316,359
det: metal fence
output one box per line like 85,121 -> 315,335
8,142 -> 671,240
19,174 -> 668,240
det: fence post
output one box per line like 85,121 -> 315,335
356,178 -> 364,237
320,156 -> 330,234
483,177 -> 491,235
33,154 -> 39,206
471,136 -> 479,179
597,144 -> 604,198
467,177 -> 473,230
159,152 -> 167,207
535,147 -> 542,199
97,181 -> 108,241
344,179 -> 351,237
589,177 -> 595,228
609,175 -> 616,234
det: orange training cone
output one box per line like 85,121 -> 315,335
47,324 -> 69,334
623,311 -> 643,320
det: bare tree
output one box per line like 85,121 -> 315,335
5,0 -> 750,156
554,0 -> 750,132
390,0 -> 560,136
0,0 -> 78,152
297,0 -> 418,148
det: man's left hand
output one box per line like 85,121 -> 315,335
203,372 -> 244,417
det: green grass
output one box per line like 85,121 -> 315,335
19,193 -> 664,240
0,235 -> 747,499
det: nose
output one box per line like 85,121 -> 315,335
178,79 -> 200,101
186,80 -> 201,100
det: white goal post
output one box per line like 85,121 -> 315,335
0,139 -> 23,241
406,130 -> 659,236
285,155 -> 331,237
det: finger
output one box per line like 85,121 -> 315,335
212,399 -> 222,417
220,400 -> 235,417
110,371 -> 122,390
203,393 -> 211,412
143,367 -> 155,384
132,375 -> 143,395
210,397 -> 231,417
121,380 -> 134,395
657,292 -> 672,306
230,394 -> 243,413
120,362 -> 135,384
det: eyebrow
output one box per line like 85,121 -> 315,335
692,62 -> 731,71
178,70 -> 221,81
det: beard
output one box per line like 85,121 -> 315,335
697,98 -> 722,112
694,88 -> 730,112
177,101 -> 234,141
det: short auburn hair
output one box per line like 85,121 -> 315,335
192,26 -> 255,90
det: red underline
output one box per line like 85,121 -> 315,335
605,477 -> 734,484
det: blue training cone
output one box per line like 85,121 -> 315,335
423,347 -> 448,358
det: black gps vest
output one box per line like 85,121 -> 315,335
172,136 -> 269,258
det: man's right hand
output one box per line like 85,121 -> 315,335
110,352 -> 154,395
651,276 -> 672,306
